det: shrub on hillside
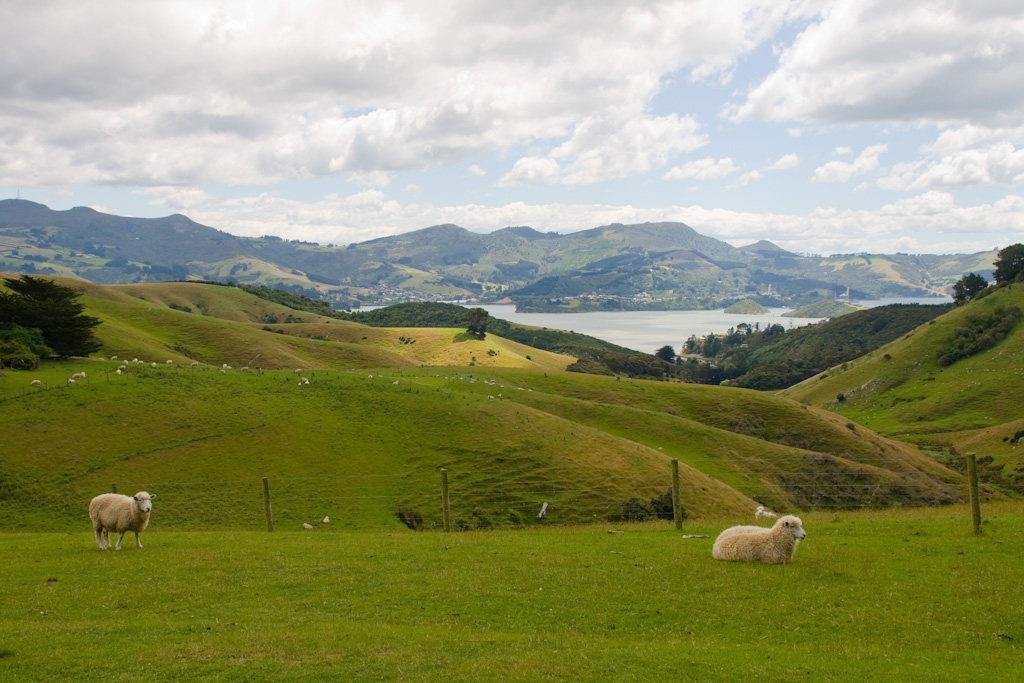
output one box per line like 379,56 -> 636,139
649,488 -> 685,521
935,305 -> 1023,367
0,324 -> 52,370
396,507 -> 424,530
620,496 -> 655,522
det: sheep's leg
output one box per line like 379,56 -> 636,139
115,531 -> 126,550
94,527 -> 108,550
135,532 -> 143,549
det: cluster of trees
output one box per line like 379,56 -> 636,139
952,243 -> 1024,305
659,303 -> 951,390
0,275 -> 101,367
935,305 -> 1023,367
237,283 -> 347,319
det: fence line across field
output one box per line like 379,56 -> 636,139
103,453 -> 984,533
0,454 -> 987,533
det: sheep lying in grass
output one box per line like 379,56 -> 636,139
755,505 -> 778,520
712,515 -> 806,565
89,492 -> 156,550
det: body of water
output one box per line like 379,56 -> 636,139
474,298 -> 951,354
359,297 -> 951,355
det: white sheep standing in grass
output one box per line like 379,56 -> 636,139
712,515 -> 806,565
755,505 -> 778,520
89,491 -> 156,550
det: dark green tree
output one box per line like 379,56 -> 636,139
463,307 -> 490,338
654,345 -> 676,362
993,243 -> 1024,284
0,276 -> 101,358
951,272 -> 988,305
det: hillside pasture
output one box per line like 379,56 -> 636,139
0,361 -> 974,533
781,283 -> 1024,474
0,504 -> 1021,682
66,280 -> 574,372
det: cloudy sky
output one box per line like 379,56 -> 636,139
2,0 -> 1023,254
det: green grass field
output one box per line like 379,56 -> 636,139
1,502 -> 1022,682
1,360 -> 978,532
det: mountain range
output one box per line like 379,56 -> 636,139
0,199 -> 994,310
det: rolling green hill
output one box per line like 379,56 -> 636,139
0,199 -> 996,309
784,300 -> 863,318
781,283 -> 1024,483
0,279 -> 982,532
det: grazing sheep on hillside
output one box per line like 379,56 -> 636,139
30,379 -> 42,386
89,492 -> 156,550
166,360 -> 173,365
712,515 -> 806,565
111,356 -> 118,360
72,372 -> 86,379
67,378 -> 75,385
190,361 -> 199,368
755,505 -> 778,520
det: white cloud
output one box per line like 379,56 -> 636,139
833,146 -> 853,156
731,0 -> 1024,128
497,157 -> 563,187
0,0 -> 800,188
877,124 -> 1024,192
156,188 -> 1024,256
812,144 -> 887,183
766,153 -> 799,171
467,164 -> 486,176
505,112 -> 708,186
663,157 -> 739,181
735,170 -> 763,186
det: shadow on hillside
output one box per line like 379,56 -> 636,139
453,332 -> 486,343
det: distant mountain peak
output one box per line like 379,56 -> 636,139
493,226 -> 557,240
741,240 -> 795,256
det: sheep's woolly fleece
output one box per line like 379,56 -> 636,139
712,515 -> 806,565
89,491 -> 155,551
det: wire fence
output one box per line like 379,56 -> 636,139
0,453 -> 1011,533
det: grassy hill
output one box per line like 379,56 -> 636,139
1,200 -> 998,309
710,302 -> 952,390
60,279 -> 573,373
781,283 -> 1024,482
784,300 -> 863,318
1,277 -> 987,532
723,299 -> 770,314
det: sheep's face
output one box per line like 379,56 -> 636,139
132,492 -> 155,513
780,515 -> 806,540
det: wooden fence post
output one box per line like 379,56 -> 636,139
262,477 -> 274,532
111,483 -> 118,494
441,468 -> 451,532
965,453 -> 981,535
671,459 -> 682,530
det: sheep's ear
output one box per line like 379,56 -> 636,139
150,494 -> 156,499
784,521 -> 789,526
133,495 -> 138,500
